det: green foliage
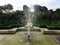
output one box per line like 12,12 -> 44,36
0,4 -> 13,13
0,10 -> 25,29
33,6 -> 60,30
47,26 -> 60,30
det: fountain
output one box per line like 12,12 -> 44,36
23,5 -> 34,44
0,5 -> 59,45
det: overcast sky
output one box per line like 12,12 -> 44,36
0,0 -> 60,10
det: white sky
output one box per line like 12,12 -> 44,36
0,0 -> 58,10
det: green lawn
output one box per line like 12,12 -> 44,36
0,31 -> 57,45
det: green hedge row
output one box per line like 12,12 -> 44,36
0,24 -> 25,29
33,23 -> 60,30
47,26 -> 60,30
0,10 -> 26,29
0,24 -> 24,29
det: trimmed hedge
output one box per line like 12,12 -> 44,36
0,24 -> 25,29
47,26 -> 60,30
0,10 -> 26,29
33,23 -> 60,30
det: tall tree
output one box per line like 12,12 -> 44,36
0,6 -> 3,13
55,8 -> 60,13
6,4 -> 13,11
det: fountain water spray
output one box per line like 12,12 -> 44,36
23,5 -> 34,44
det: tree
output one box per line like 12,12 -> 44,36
0,6 -> 3,13
42,6 -> 48,11
6,4 -> 13,11
0,4 -> 13,13
3,5 -> 7,13
23,5 -> 29,15
49,9 -> 53,13
34,5 -> 42,12
55,8 -> 60,13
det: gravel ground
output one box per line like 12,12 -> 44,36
0,31 -> 57,45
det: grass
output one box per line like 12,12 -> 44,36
0,31 -> 57,45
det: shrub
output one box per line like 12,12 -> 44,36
47,26 -> 60,30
